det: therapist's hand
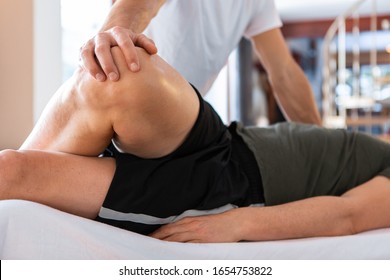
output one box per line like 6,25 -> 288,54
80,26 -> 158,82
150,209 -> 244,243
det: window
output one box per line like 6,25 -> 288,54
61,0 -> 111,81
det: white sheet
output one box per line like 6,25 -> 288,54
1,200 -> 389,260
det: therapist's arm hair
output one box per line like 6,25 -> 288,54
101,0 -> 166,33
80,0 -> 165,81
251,28 -> 322,126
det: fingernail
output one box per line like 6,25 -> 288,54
108,72 -> 118,81
130,63 -> 139,72
96,73 -> 105,82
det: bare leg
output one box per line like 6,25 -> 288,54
20,76 -> 115,156
3,47 -> 200,217
21,47 -> 199,158
0,149 -> 115,219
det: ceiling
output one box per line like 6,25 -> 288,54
274,0 -> 390,22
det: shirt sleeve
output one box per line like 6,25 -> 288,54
244,0 -> 283,39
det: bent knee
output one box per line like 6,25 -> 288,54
70,67 -> 123,112
72,47 -> 199,157
73,46 -> 195,113
70,52 -> 155,116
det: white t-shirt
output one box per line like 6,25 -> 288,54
144,0 -> 282,95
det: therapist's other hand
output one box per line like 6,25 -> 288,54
80,26 -> 158,82
150,209 -> 244,243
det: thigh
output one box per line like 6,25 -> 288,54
2,150 -> 115,219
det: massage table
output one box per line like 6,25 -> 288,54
1,199 -> 390,260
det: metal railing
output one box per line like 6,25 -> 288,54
321,0 -> 389,132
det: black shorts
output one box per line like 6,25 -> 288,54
96,86 -> 262,235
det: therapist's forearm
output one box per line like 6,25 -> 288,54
269,59 -> 322,126
101,0 -> 165,33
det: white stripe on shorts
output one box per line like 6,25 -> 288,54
98,203 -> 264,225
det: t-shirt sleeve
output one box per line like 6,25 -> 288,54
244,0 -> 283,39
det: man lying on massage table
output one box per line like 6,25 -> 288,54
1,47 -> 390,243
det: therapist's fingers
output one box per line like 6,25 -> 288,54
79,39 -> 107,82
110,26 -> 140,73
110,27 -> 157,72
79,26 -> 158,82
94,34 -> 119,81
131,33 -> 158,55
